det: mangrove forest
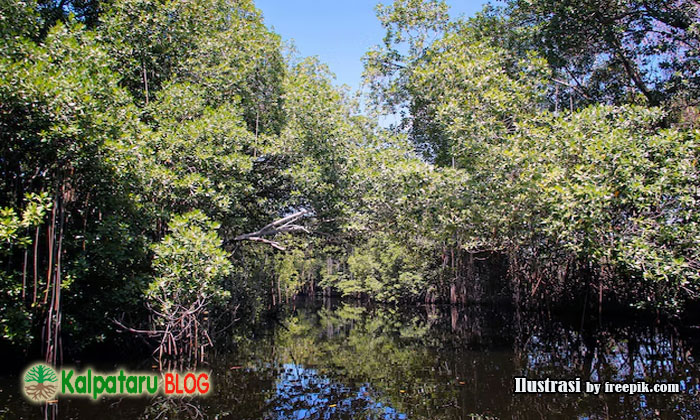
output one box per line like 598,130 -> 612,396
0,0 -> 699,418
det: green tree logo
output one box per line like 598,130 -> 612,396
22,364 -> 58,402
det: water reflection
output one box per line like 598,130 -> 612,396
1,300 -> 698,419
267,364 -> 406,420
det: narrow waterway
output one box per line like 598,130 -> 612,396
2,299 -> 699,419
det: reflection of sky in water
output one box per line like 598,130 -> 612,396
266,363 -> 407,420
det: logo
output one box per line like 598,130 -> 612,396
20,363 -> 211,403
22,364 -> 58,403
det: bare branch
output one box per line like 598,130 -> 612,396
228,209 -> 311,250
257,209 -> 309,233
112,319 -> 165,336
240,236 -> 287,251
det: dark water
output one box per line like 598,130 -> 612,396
2,299 -> 699,419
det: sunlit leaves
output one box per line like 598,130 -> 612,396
149,211 -> 232,315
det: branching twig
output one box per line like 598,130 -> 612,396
227,209 -> 310,251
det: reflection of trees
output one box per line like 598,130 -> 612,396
509,311 -> 700,419
226,302 -> 698,419
67,300 -> 697,419
312,302 -> 699,419
142,398 -> 207,419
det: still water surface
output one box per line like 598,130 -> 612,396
2,299 -> 699,419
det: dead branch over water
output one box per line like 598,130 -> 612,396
228,210 -> 310,251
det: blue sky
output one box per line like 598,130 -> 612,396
254,1 -> 489,92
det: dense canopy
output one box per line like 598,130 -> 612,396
0,0 -> 698,362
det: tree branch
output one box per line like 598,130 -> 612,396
112,319 -> 165,336
227,209 -> 310,251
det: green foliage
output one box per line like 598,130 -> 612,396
131,96 -> 258,222
102,0 -> 285,132
360,0 -> 700,309
363,0 -> 450,115
532,106 -> 699,307
148,211 -> 232,315
0,0 -> 40,43
0,271 -> 33,344
0,19 -> 143,348
273,243 -> 315,299
279,56 -> 364,229
412,28 -> 549,167
506,0 -> 700,107
340,235 -> 428,303
0,192 -> 51,254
